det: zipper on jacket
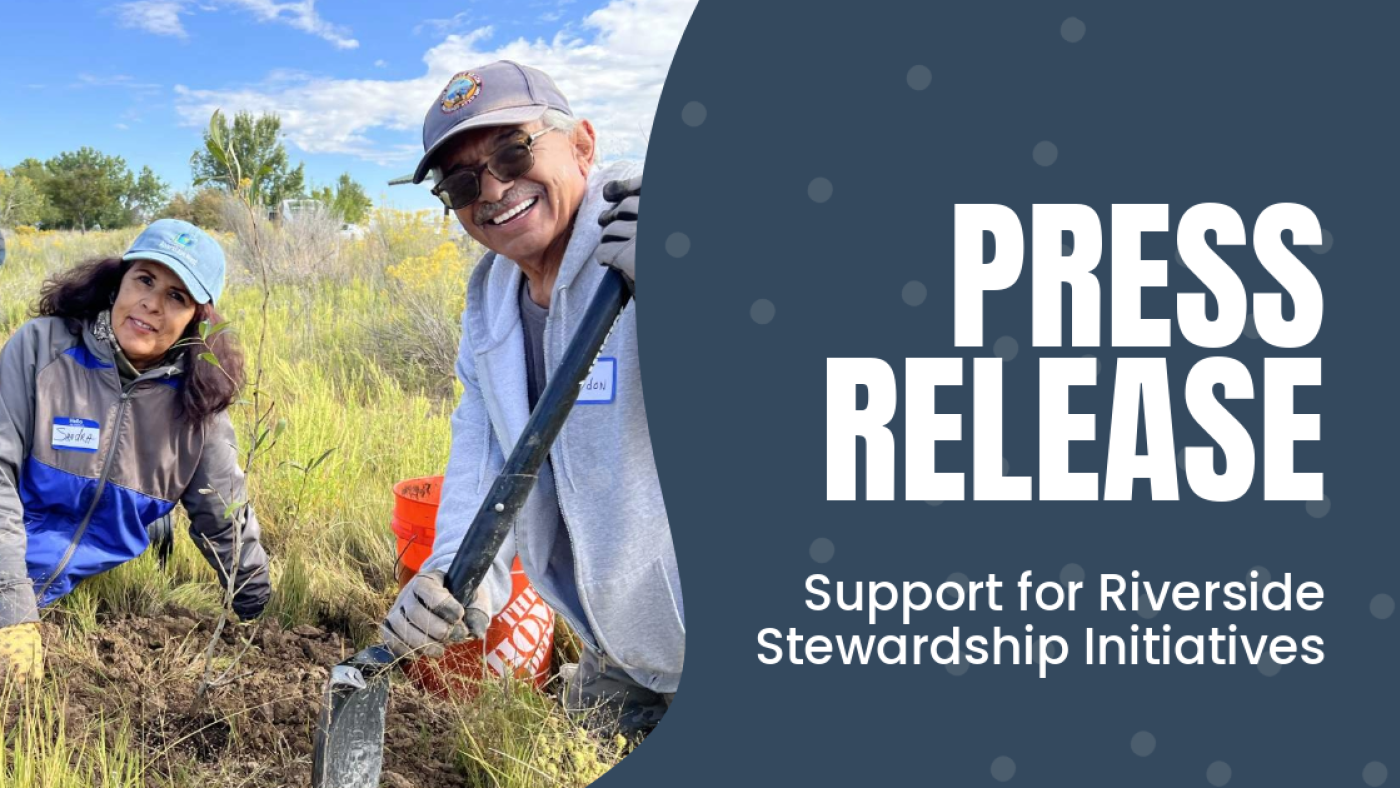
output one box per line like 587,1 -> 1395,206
35,366 -> 177,602
547,468 -> 601,654
520,283 -> 600,655
541,283 -> 624,664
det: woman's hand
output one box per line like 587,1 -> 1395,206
0,622 -> 43,684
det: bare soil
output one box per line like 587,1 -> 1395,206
39,608 -> 473,787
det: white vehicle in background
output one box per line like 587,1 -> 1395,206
279,198 -> 323,222
276,198 -> 364,239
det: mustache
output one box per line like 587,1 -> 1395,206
475,185 -> 546,225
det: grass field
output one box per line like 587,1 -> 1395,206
0,215 -> 627,787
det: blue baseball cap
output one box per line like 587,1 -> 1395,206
412,60 -> 573,185
121,219 -> 225,304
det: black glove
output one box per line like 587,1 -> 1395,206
147,513 -> 174,570
597,174 -> 640,286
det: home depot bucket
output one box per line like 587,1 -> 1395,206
391,476 -> 554,697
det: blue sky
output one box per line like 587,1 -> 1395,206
0,0 -> 695,212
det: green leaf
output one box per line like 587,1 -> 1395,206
220,493 -> 245,521
199,352 -> 221,367
307,447 -> 336,472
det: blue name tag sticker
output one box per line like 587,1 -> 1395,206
578,357 -> 616,404
52,418 -> 100,453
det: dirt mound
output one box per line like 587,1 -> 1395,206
42,610 -> 471,787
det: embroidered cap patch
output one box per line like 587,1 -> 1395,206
440,72 -> 483,113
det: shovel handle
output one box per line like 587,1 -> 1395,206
443,267 -> 631,604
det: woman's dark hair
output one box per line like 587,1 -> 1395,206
35,257 -> 244,424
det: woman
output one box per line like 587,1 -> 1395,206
0,219 -> 270,682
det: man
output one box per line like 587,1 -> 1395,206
381,61 -> 681,736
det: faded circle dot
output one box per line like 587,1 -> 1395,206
1061,16 -> 1086,43
1250,566 -> 1271,585
1175,249 -> 1186,268
751,299 -> 776,325
1372,594 -> 1395,620
906,65 -> 932,91
1062,243 -> 1072,256
1311,229 -> 1333,255
1363,761 -> 1388,787
1207,761 -> 1232,786
903,280 -> 927,306
809,538 -> 834,564
1061,563 -> 1085,585
991,756 -> 1016,782
1243,313 -> 1259,340
1177,447 -> 1187,471
994,336 -> 1019,361
681,101 -> 707,127
665,232 -> 690,258
1137,606 -> 1158,620
946,572 -> 970,590
1003,458 -> 1010,475
808,177 -> 833,203
1033,141 -> 1058,167
946,656 -> 969,676
1083,354 -> 1101,375
1131,731 -> 1156,757
1306,495 -> 1331,519
926,499 -> 944,507
1258,654 -> 1282,677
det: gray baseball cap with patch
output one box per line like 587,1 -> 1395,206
412,60 -> 573,185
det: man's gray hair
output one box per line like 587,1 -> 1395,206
540,109 -> 578,134
429,110 -> 579,185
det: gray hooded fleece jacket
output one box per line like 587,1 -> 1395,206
0,316 -> 271,625
421,161 -> 684,694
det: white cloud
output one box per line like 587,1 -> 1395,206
374,59 -> 388,68
414,11 -> 474,36
115,123 -> 131,131
219,0 -> 358,49
74,73 -> 163,92
173,0 -> 698,167
112,0 -> 357,48
115,0 -> 189,38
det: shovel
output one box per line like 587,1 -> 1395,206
311,267 -> 632,787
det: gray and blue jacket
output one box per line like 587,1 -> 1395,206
422,161 -> 684,694
0,316 -> 271,626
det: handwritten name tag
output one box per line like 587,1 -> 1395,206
578,357 -> 616,405
52,418 -> 100,453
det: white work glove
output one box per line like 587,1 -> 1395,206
597,174 -> 640,287
380,570 -> 490,659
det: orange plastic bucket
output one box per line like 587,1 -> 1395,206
391,476 -> 555,697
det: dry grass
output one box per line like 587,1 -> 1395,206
0,219 -> 628,787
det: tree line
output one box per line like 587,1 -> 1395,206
0,111 -> 372,231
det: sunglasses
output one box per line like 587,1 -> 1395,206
431,126 -> 560,211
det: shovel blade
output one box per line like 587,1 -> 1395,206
312,644 -> 396,788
